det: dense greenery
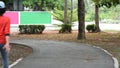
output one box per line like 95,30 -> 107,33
19,25 -> 45,34
22,0 -> 77,11
22,0 -> 64,11
85,0 -> 120,23
85,5 -> 120,23
52,9 -> 77,24
4,0 -> 120,24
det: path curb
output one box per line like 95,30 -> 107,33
93,46 -> 119,68
9,58 -> 23,68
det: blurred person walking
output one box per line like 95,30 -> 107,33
0,1 -> 10,68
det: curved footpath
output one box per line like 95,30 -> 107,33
10,39 -> 115,68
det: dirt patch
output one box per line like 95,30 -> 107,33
0,43 -> 33,66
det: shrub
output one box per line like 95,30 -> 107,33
19,25 -> 45,34
86,24 -> 97,33
59,24 -> 72,33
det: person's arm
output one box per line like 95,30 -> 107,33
3,18 -> 10,53
3,36 -> 10,53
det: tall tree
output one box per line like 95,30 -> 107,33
92,0 -> 120,32
95,4 -> 100,32
77,0 -> 86,39
70,0 -> 73,24
92,0 -> 101,32
64,0 -> 68,24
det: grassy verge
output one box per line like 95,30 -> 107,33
11,31 -> 120,67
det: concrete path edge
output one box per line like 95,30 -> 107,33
92,46 -> 119,68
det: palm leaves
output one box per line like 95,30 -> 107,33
52,9 -> 77,24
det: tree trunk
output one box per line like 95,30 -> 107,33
70,0 -> 73,24
77,0 -> 86,40
95,5 -> 101,32
64,0 -> 68,24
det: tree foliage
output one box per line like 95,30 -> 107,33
92,0 -> 120,8
0,0 -> 9,4
23,0 -> 64,11
92,0 -> 120,32
52,9 -> 77,24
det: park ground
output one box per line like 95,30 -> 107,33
11,30 -> 120,65
0,30 -> 120,67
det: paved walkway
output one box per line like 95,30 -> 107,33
10,39 -> 114,68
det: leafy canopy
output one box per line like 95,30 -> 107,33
23,0 -> 64,10
92,0 -> 120,8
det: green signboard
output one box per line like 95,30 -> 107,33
20,12 -> 51,25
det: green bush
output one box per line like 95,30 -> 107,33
86,24 -> 97,33
59,24 -> 72,33
19,25 -> 45,34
